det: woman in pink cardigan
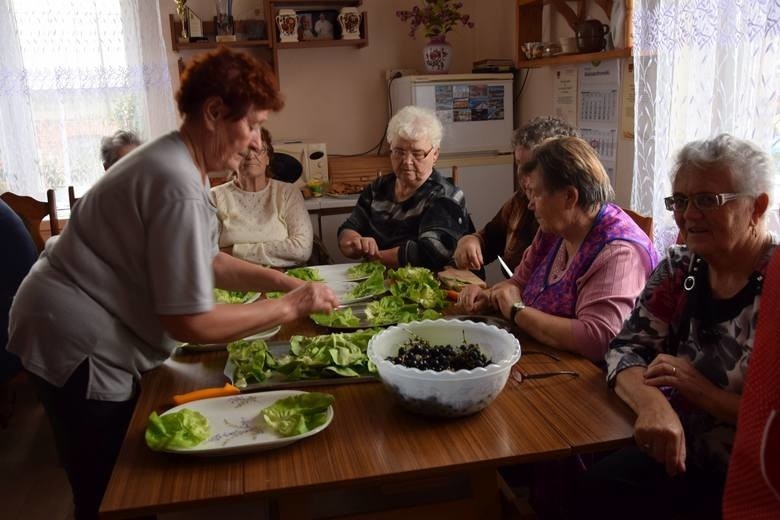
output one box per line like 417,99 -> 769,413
459,137 -> 658,362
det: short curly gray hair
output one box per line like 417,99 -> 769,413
386,106 -> 443,148
672,134 -> 774,202
101,130 -> 142,168
512,116 -> 579,149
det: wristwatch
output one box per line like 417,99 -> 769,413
510,300 -> 526,324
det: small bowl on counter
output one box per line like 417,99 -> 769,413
367,319 -> 521,418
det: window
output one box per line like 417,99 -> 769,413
630,0 -> 780,251
0,0 -> 175,203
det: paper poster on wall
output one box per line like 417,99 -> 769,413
621,60 -> 635,139
553,67 -> 578,125
433,84 -> 505,122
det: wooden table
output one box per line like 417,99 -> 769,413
100,318 -> 635,519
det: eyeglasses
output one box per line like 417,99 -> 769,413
390,147 -> 434,161
663,192 -> 745,212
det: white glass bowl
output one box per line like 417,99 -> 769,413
367,319 -> 521,418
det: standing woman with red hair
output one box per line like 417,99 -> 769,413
7,48 -> 339,520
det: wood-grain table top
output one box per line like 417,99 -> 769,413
100,316 -> 635,519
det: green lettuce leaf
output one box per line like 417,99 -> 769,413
310,307 -> 361,327
275,329 -> 378,379
261,392 -> 334,437
213,288 -> 258,304
145,409 -> 210,451
346,261 -> 386,280
286,267 -> 324,282
344,270 -> 387,301
227,338 -> 278,387
388,266 -> 446,309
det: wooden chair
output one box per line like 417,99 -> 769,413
450,165 -> 459,186
67,186 -> 79,208
621,207 -> 653,241
1,190 -> 60,251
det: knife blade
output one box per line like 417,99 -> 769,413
497,255 -> 513,278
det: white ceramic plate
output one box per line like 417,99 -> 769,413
308,263 -> 389,283
178,325 -> 282,352
157,390 -> 334,456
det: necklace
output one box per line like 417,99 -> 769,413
684,234 -> 773,293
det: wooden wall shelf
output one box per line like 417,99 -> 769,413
515,0 -> 633,69
517,47 -> 631,68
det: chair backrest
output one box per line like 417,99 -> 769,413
621,207 -> 653,241
450,165 -> 459,186
1,189 -> 59,251
68,186 -> 79,209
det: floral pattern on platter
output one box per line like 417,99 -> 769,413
423,36 -> 452,74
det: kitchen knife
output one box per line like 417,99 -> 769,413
497,255 -> 513,278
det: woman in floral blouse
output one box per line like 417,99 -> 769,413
583,134 -> 777,519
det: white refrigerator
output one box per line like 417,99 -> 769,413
390,74 -> 516,284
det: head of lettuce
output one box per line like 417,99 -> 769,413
145,409 -> 211,451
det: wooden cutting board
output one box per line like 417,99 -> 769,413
438,268 -> 487,290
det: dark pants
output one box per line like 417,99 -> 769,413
576,446 -> 724,520
30,361 -> 137,520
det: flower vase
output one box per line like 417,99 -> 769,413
423,36 -> 452,74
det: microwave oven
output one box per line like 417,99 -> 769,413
272,140 -> 328,188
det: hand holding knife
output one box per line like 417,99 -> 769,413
497,255 -> 513,279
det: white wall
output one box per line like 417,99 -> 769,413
159,0 -> 635,206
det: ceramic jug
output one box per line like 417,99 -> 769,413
575,19 -> 609,53
338,7 -> 361,40
276,8 -> 299,43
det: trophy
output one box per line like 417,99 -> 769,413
174,0 -> 188,42
188,8 -> 206,41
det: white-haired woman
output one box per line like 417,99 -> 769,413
337,105 -> 471,270
580,134 -> 778,519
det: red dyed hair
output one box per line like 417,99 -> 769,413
176,47 -> 284,121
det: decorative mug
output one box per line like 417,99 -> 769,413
338,7 -> 361,40
276,8 -> 298,43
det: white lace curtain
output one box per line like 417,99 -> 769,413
631,0 -> 780,253
0,0 -> 176,200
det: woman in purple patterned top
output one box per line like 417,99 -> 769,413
460,137 -> 658,362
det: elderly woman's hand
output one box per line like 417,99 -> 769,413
453,235 -> 484,270
341,233 -> 379,259
633,398 -> 687,477
282,282 -> 339,318
458,284 -> 491,313
644,354 -> 718,412
489,283 -> 522,319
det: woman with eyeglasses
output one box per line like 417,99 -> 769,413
459,137 -> 658,362
210,127 -> 313,267
337,105 -> 472,270
581,134 -> 778,519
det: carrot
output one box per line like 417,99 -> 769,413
445,290 -> 460,302
172,383 -> 240,405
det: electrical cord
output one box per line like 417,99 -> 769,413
330,73 -> 401,158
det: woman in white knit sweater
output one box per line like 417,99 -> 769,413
211,128 -> 313,267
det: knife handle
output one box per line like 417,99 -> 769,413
172,383 -> 240,405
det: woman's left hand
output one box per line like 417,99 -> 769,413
644,354 -> 714,409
